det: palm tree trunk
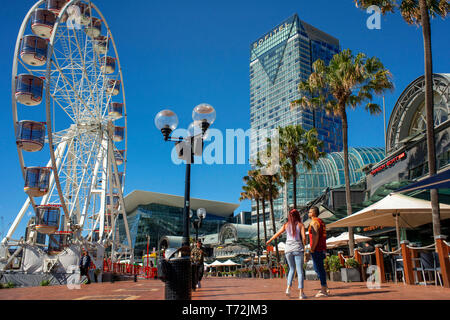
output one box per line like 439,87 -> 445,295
256,198 -> 261,258
291,159 -> 297,209
341,108 -> 355,255
268,176 -> 280,264
419,0 -> 441,238
261,196 -> 268,243
261,195 -> 268,266
283,180 -> 288,220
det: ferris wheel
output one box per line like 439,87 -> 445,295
2,0 -> 133,272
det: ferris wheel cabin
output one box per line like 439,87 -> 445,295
106,194 -> 120,209
15,74 -> 44,106
48,231 -> 72,254
20,35 -> 48,66
100,56 -> 115,74
108,102 -> 123,119
16,120 -> 46,152
85,17 -> 101,38
113,126 -> 124,142
24,166 -> 51,197
114,149 -> 125,165
106,79 -> 121,96
35,205 -> 61,234
47,0 -> 69,15
93,35 -> 108,54
113,172 -> 124,187
31,9 -> 56,39
77,3 -> 92,26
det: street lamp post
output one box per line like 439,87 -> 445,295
154,104 -> 216,300
191,208 -> 207,241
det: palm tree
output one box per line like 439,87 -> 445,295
280,160 -> 292,221
278,125 -> 325,209
354,0 -> 448,241
291,49 -> 393,253
241,170 -> 262,256
257,168 -> 282,264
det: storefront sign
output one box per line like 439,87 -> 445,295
370,152 -> 407,176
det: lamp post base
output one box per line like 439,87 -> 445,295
164,256 -> 192,300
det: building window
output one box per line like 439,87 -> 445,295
437,150 -> 450,168
409,162 -> 429,180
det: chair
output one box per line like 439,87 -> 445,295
433,252 -> 443,287
383,255 -> 394,282
392,255 -> 405,284
413,252 -> 432,285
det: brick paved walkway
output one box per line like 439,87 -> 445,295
0,277 -> 449,300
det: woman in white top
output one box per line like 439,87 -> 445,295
266,208 -> 307,299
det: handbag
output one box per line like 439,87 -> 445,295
304,250 -> 311,263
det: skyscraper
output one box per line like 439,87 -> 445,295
249,14 -> 344,219
250,14 -> 342,158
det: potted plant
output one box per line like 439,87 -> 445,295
341,258 -> 361,282
328,255 -> 342,282
324,256 -> 331,280
94,268 -> 102,283
261,266 -> 270,279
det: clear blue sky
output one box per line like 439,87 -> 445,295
0,0 -> 448,237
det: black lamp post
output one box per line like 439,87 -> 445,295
154,104 -> 215,300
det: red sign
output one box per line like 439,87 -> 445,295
370,152 -> 406,176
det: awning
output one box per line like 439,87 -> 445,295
327,193 -> 450,245
395,169 -> 450,193
221,259 -> 240,266
209,260 -> 224,267
327,193 -> 450,229
326,232 -> 372,249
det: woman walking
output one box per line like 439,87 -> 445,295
266,209 -> 307,299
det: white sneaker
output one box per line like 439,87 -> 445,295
285,287 -> 291,296
315,291 -> 328,298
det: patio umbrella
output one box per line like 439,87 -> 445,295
326,232 -> 372,249
209,260 -> 224,267
327,193 -> 450,246
222,259 -> 240,266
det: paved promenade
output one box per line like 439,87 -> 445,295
0,277 -> 449,300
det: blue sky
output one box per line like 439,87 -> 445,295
0,0 -> 448,237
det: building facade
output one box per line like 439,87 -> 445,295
302,74 -> 450,250
249,13 -> 342,158
249,14 -> 348,222
117,190 -> 239,258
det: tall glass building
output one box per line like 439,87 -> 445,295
249,14 -> 348,223
250,13 -> 343,158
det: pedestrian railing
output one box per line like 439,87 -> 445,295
102,258 -> 158,279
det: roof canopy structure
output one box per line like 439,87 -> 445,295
124,190 -> 239,218
395,169 -> 450,194
327,193 -> 450,229
326,232 -> 372,249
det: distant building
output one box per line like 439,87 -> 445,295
250,13 -> 343,159
249,14 -> 347,219
118,190 -> 239,258
234,211 -> 252,225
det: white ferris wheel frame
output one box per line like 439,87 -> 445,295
5,0 -> 133,264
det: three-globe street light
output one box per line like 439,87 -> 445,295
155,104 -> 215,252
154,103 -> 215,300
